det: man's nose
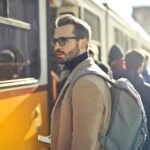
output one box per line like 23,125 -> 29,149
54,42 -> 61,49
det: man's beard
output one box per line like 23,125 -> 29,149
58,44 -> 80,64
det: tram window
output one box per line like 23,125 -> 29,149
0,0 -> 40,81
0,26 -> 39,81
114,27 -> 124,49
0,0 -> 7,17
0,0 -> 37,23
84,9 -> 101,42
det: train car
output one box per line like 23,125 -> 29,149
51,0 -> 150,64
1,0 -> 150,150
0,0 -> 54,149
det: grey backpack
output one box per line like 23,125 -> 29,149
69,64 -> 147,150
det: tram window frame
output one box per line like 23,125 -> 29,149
125,36 -> 129,50
0,0 -> 37,22
0,0 -> 40,83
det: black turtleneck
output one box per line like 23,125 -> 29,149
65,52 -> 88,73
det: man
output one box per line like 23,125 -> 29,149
113,50 -> 150,150
50,14 -> 111,150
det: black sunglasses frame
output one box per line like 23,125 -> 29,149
51,36 -> 82,46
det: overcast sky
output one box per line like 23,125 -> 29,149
102,0 -> 150,17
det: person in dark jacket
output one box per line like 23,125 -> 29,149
108,44 -> 125,73
113,49 -> 150,150
142,54 -> 150,84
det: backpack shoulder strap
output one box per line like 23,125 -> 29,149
70,64 -> 116,89
67,64 -> 115,101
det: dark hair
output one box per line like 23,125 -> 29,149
108,44 -> 123,65
125,50 -> 144,70
55,14 -> 91,40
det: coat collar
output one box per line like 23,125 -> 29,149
54,57 -> 95,107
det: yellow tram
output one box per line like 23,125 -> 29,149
1,0 -> 150,150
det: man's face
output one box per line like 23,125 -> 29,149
53,24 -> 82,64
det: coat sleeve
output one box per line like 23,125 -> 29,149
71,75 -> 108,150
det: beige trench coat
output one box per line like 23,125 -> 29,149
51,57 -> 111,150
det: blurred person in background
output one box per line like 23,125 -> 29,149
88,45 -> 109,74
108,44 -> 125,73
113,49 -> 150,150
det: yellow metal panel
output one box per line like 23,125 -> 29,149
0,87 -> 50,150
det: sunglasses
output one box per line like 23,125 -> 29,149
51,36 -> 82,46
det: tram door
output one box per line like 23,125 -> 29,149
0,0 -> 50,149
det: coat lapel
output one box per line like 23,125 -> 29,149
51,57 -> 95,148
